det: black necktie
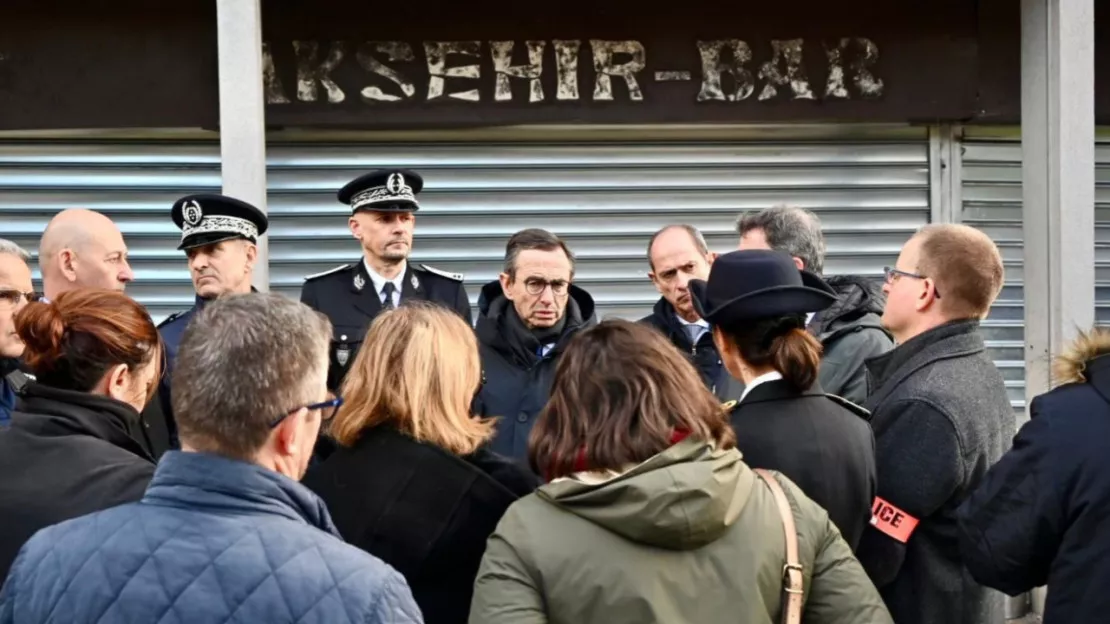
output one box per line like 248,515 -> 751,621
381,282 -> 396,309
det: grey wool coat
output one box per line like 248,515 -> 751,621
855,319 -> 1014,624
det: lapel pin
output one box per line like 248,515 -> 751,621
353,273 -> 365,291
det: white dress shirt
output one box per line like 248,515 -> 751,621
739,370 -> 785,402
363,258 -> 405,308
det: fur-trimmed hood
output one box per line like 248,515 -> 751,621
1054,328 -> 1110,386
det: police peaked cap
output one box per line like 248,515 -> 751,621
171,194 -> 269,251
338,169 -> 424,213
688,249 -> 837,328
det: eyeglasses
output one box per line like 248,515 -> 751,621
523,277 -> 569,296
269,395 -> 344,429
883,267 -> 941,299
0,289 -> 40,306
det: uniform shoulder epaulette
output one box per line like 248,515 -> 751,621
419,263 -> 465,282
824,393 -> 872,421
720,399 -> 738,411
157,311 -> 187,328
303,263 -> 353,282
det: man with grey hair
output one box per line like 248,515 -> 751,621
0,239 -> 34,426
473,228 -> 598,462
143,193 -> 269,459
0,293 -> 423,623
737,205 -> 893,404
640,224 -> 730,398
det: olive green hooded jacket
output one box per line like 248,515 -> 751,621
469,439 -> 892,624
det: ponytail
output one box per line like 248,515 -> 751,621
769,328 -> 822,392
722,315 -> 824,392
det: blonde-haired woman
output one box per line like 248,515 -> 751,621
303,302 -> 538,624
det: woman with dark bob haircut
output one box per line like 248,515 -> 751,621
691,249 -> 878,552
469,318 -> 891,624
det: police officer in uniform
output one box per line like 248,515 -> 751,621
689,249 -> 877,551
300,169 -> 471,392
142,194 -> 268,457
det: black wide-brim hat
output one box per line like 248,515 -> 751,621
338,168 -> 424,213
689,249 -> 837,327
171,193 -> 269,251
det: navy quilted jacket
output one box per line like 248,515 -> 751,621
0,451 -> 424,624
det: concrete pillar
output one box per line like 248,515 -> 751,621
216,0 -> 269,291
1021,0 -> 1095,615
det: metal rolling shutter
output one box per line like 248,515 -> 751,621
266,125 -> 930,321
959,127 -> 1109,416
0,126 -> 929,326
0,138 -> 220,323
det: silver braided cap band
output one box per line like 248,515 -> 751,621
350,185 -> 418,210
180,215 -> 259,244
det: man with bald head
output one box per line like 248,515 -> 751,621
39,209 -> 134,299
641,224 -> 732,398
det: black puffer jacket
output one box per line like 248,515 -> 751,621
0,382 -> 155,578
473,280 -> 597,464
639,298 -> 729,400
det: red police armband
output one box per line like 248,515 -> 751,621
870,497 -> 919,543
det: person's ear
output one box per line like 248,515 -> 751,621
105,363 -> 131,403
274,407 -> 310,459
348,216 -> 362,240
499,272 -> 515,300
792,256 -> 805,271
915,279 -> 940,312
59,249 -> 79,282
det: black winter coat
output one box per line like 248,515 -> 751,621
472,280 -> 597,463
303,426 -> 539,624
957,335 -> 1110,624
0,383 -> 155,579
727,379 -> 876,550
857,320 -> 1013,624
639,298 -> 729,400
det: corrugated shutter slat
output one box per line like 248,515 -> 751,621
0,128 -> 928,328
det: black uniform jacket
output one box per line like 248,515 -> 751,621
299,260 -> 472,391
728,379 -> 877,551
303,426 -> 538,624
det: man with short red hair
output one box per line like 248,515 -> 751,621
857,224 -> 1013,624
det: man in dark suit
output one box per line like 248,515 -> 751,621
639,224 -> 731,399
300,169 -> 471,392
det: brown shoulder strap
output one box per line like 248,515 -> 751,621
754,468 -> 804,624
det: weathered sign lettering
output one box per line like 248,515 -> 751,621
491,40 -> 545,102
263,37 -> 884,106
358,42 -> 417,102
